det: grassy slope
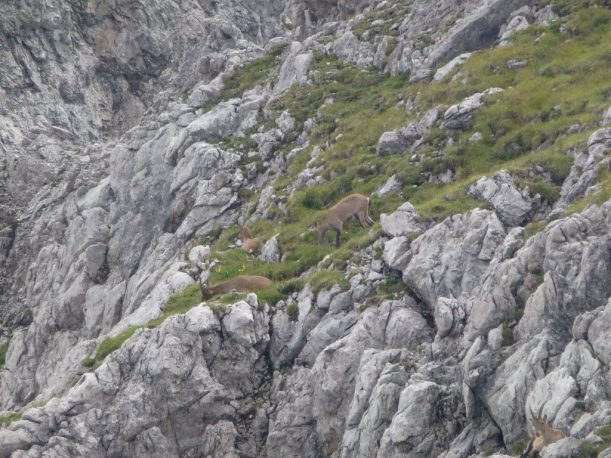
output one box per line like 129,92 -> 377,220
84,1 -> 611,369
205,3 -> 610,300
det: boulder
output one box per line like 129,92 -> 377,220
375,174 -> 402,196
274,42 -> 312,95
468,170 -> 541,226
380,201 -> 423,237
434,53 -> 472,81
258,235 -> 282,263
442,88 -> 504,130
188,245 -> 211,268
499,16 -> 529,46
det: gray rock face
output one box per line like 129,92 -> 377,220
0,55 -> 279,409
469,170 -> 542,226
402,209 -> 506,308
401,0 -> 536,78
554,128 -> 611,212
328,31 -> 375,67
1,1 -> 610,456
516,205 -> 611,341
0,303 -> 271,457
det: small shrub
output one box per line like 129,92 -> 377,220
257,286 -> 285,306
501,323 -> 514,347
0,340 -> 10,368
286,303 -> 299,322
81,358 -> 96,368
511,436 -> 530,455
524,220 -> 548,239
279,279 -> 305,295
378,278 -> 405,297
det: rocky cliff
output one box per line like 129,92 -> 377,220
0,0 -> 610,456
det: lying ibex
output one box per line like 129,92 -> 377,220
239,225 -> 262,255
520,414 -> 565,457
313,193 -> 374,246
200,275 -> 273,300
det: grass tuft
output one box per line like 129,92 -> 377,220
0,340 -> 9,368
0,411 -> 21,426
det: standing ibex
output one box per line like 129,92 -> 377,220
520,414 -> 565,457
200,275 -> 273,299
239,225 -> 262,255
312,193 -> 374,247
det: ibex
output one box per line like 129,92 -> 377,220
239,225 -> 262,255
312,193 -> 374,247
200,275 -> 273,300
520,414 -> 565,457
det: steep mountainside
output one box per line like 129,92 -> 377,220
0,0 -> 610,456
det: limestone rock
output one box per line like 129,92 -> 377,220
380,202 -> 424,237
499,16 -> 529,46
434,52 -> 472,81
189,245 -> 211,268
442,88 -> 504,130
554,128 -> 611,211
468,170 -> 542,226
402,209 -> 506,308
375,174 -> 402,196
258,235 -> 282,263
274,42 -> 312,94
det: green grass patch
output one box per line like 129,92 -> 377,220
501,323 -> 515,346
95,326 -> 139,362
0,340 -> 9,368
309,269 -> 350,295
511,435 -> 530,456
163,283 -> 202,316
378,277 -> 406,297
0,411 -> 21,426
216,292 -> 247,305
579,421 -> 611,457
286,303 -> 299,322
524,220 -> 549,239
220,45 -> 285,100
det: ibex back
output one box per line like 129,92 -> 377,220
201,275 -> 273,299
313,193 -> 374,247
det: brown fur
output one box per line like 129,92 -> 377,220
239,225 -> 262,255
313,193 -> 374,247
521,415 -> 565,457
201,275 -> 273,299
